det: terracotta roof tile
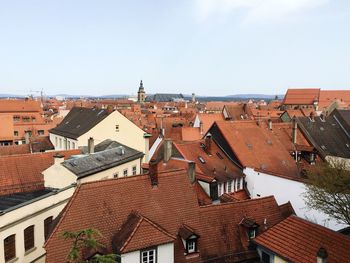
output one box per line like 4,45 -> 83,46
254,215 -> 350,263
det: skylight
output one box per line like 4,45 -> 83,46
198,156 -> 206,164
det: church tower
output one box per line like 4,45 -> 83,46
137,80 -> 146,103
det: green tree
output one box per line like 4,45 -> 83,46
62,228 -> 117,263
304,162 -> 350,225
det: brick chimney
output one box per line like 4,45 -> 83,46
292,118 -> 297,144
88,137 -> 94,154
205,133 -> 212,154
163,139 -> 172,163
188,161 -> 196,184
149,159 -> 158,187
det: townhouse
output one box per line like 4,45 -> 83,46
206,120 -> 347,230
49,107 -> 150,162
44,164 -> 292,263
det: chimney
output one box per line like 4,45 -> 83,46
24,131 -> 30,144
292,118 -> 297,144
88,137 -> 94,154
200,122 -> 204,135
163,139 -> 172,163
149,159 -> 158,187
106,105 -> 114,114
53,153 -> 65,165
268,119 -> 272,130
188,161 -> 196,184
317,247 -> 328,263
205,133 -> 212,154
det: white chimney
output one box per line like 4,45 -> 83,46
163,139 -> 172,163
53,153 -> 65,165
88,137 -> 94,154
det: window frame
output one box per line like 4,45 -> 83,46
24,225 -> 35,252
132,166 -> 137,175
44,216 -> 53,241
186,239 -> 197,254
123,169 -> 128,177
4,234 -> 16,262
140,247 -> 157,263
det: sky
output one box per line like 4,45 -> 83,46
0,0 -> 350,96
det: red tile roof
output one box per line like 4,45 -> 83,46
173,139 -> 244,183
45,168 -> 287,263
0,144 -> 30,156
318,90 -> 350,110
254,215 -> 350,263
0,149 -> 81,196
282,88 -> 320,105
197,113 -> 224,134
0,99 -> 42,113
214,121 -> 301,180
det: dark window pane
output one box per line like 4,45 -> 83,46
4,234 -> 16,262
24,225 -> 35,251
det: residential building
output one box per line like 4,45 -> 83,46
49,107 -> 150,162
44,163 -> 292,263
254,215 -> 350,263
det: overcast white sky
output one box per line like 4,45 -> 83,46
0,0 -> 349,96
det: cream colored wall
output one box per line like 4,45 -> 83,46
49,133 -> 77,151
77,110 -> 149,162
121,243 -> 174,263
274,255 -> 289,263
0,187 -> 74,263
43,163 -> 77,189
78,158 -> 141,184
44,158 -> 142,189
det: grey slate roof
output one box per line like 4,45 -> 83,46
0,189 -> 53,211
297,116 -> 350,159
81,139 -> 123,154
62,142 -> 144,178
145,93 -> 184,102
49,107 -> 110,139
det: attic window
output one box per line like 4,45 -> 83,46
216,152 -> 224,159
187,239 -> 196,254
115,125 -> 119,132
198,156 -> 206,164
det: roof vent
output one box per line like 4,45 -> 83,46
246,143 -> 253,149
198,156 -> 206,164
266,139 -> 272,145
116,146 -> 125,155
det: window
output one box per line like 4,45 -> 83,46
38,130 -> 44,135
115,125 -> 119,132
31,117 -> 36,122
113,172 -> 119,178
198,156 -> 206,164
248,228 -> 256,239
23,116 -> 30,122
216,152 -> 224,159
123,169 -> 128,177
44,217 -> 53,240
24,225 -> 35,251
228,181 -> 232,193
72,142 -> 75,149
55,137 -> 58,147
132,166 -> 137,175
14,131 -> 18,136
13,116 -> 20,122
187,239 -> 196,253
218,183 -> 222,196
237,178 -> 241,190
59,138 -> 62,148
141,248 -> 156,263
4,234 -> 16,262
261,251 -> 270,263
67,141 -> 71,150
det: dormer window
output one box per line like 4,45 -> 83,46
240,217 -> 259,240
186,238 -> 196,254
178,225 -> 199,255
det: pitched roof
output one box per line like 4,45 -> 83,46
0,144 -> 30,156
0,99 -> 42,113
254,215 -> 350,263
145,94 -> 184,102
318,90 -> 350,110
49,107 -> 110,139
0,150 -> 81,196
62,143 -> 144,178
213,121 -> 301,180
113,212 -> 176,253
297,115 -> 350,159
173,139 -> 244,183
282,88 -> 320,105
197,113 -> 224,134
45,168 -> 287,263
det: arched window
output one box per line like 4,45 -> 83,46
24,225 -> 35,251
4,234 -> 16,262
